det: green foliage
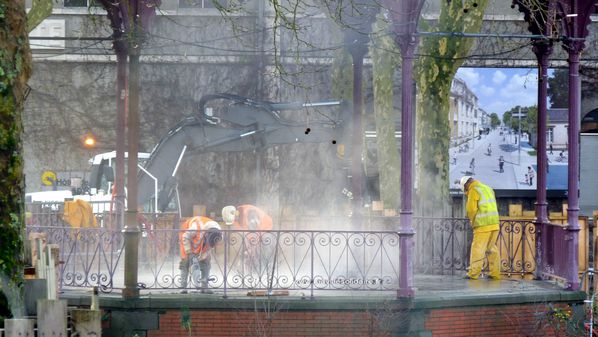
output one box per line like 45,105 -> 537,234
415,0 -> 489,214
503,105 -> 542,134
526,105 -> 538,134
0,52 -> 18,95
548,68 -> 598,110
503,110 -> 511,126
543,304 -> 585,337
490,113 -> 501,128
181,306 -> 192,332
548,69 -> 568,108
0,95 -> 25,286
369,14 -> 401,211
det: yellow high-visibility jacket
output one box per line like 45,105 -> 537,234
466,180 -> 499,233
63,199 -> 97,228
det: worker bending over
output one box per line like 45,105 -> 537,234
459,176 -> 501,280
179,216 -> 222,293
222,204 -> 273,231
222,205 -> 273,272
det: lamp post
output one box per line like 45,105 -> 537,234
518,106 -> 521,165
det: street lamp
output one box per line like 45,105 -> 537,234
82,132 -> 97,149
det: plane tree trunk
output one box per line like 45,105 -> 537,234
415,0 -> 488,215
0,0 -> 32,317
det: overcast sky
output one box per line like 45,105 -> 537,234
455,67 -> 550,117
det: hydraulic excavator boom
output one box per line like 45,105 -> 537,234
137,93 -> 347,212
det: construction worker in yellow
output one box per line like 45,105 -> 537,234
459,176 -> 501,280
62,199 -> 97,228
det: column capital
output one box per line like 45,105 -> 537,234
531,40 -> 553,60
393,33 -> 418,58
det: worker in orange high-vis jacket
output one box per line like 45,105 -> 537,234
459,176 -> 501,280
178,216 -> 222,293
221,204 -> 273,231
221,205 -> 273,271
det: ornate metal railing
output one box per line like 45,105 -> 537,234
25,203 -> 538,296
412,217 -> 537,278
41,226 -> 125,290
413,217 -> 470,275
26,225 -> 403,297
498,219 -> 536,277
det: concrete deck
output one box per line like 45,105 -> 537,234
61,275 -> 585,311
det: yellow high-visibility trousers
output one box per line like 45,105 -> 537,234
467,230 -> 500,279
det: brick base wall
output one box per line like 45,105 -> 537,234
147,310 -> 387,337
424,303 -> 571,337
142,303 -> 574,337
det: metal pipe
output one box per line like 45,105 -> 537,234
416,31 -> 552,40
269,100 -> 342,111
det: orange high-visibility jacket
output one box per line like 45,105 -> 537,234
179,216 -> 214,259
233,205 -> 273,231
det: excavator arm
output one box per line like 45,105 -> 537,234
137,93 -> 347,212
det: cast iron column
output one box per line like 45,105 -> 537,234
564,44 -> 581,290
557,0 -> 595,290
123,24 -> 141,300
532,42 -> 552,278
387,0 -> 424,298
398,41 -> 415,297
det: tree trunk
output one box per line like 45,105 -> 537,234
330,48 -> 354,214
0,0 -> 32,317
415,0 -> 488,216
371,15 -> 401,212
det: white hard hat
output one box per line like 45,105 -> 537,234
222,205 -> 237,225
188,221 -> 199,231
202,220 -> 221,231
459,176 -> 473,192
